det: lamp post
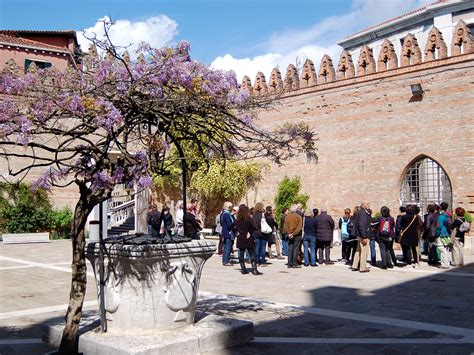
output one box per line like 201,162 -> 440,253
98,201 -> 107,332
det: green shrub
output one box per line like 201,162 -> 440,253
0,182 -> 73,238
50,207 -> 73,239
274,176 -> 309,222
465,211 -> 473,223
454,210 -> 472,223
0,182 -> 52,233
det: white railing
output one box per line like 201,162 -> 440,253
108,199 -> 135,227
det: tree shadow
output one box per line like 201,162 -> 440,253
1,260 -> 473,354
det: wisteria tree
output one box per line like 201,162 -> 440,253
0,34 -> 317,353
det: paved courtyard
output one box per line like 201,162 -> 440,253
1,240 -> 474,354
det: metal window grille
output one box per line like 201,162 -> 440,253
400,157 -> 452,214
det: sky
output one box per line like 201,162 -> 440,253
0,0 -> 432,81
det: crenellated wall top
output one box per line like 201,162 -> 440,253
241,20 -> 474,96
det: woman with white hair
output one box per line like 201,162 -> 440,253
221,201 -> 234,266
174,200 -> 184,236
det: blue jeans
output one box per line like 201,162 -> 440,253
303,234 -> 317,265
255,236 -> 267,264
223,238 -> 233,264
281,233 -> 288,256
370,238 -> 376,263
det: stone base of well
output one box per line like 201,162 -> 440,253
86,239 -> 216,332
43,312 -> 254,354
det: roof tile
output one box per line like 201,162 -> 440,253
0,33 -> 70,53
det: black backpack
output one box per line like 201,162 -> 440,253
347,217 -> 355,235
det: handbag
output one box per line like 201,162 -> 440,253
332,230 -> 341,247
261,215 -> 273,234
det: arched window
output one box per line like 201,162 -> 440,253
400,157 -> 452,214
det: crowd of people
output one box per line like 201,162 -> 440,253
146,198 -> 470,275
213,200 -> 471,275
146,198 -> 202,239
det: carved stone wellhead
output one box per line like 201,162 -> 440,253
86,238 -> 216,331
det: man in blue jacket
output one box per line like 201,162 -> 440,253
221,201 -> 234,266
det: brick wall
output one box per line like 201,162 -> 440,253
246,53 -> 474,218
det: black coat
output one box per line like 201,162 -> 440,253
231,218 -> 256,249
315,212 -> 335,241
146,211 -> 161,228
354,208 -> 371,239
252,211 -> 263,238
400,213 -> 422,247
183,212 -> 201,240
162,212 -> 174,233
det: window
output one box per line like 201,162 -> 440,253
24,59 -> 52,73
400,157 -> 452,214
468,23 -> 474,34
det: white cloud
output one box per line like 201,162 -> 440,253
211,0 -> 433,82
211,44 -> 340,84
77,15 -> 178,54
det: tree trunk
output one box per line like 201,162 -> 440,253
203,198 -> 223,228
58,194 -> 94,354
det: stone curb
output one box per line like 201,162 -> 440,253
42,311 -> 254,354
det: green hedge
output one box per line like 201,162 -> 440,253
0,182 -> 73,238
274,176 -> 309,222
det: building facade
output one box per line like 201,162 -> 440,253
242,1 -> 474,221
0,30 -> 79,74
0,30 -> 82,208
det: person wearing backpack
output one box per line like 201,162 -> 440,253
339,208 -> 351,262
450,207 -> 470,267
434,202 -> 452,269
376,206 -> 396,269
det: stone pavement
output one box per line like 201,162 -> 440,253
1,240 -> 474,354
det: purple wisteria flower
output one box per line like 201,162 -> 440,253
137,175 -> 152,188
112,167 -> 125,183
94,60 -> 113,85
91,171 -> 114,192
16,115 -> 31,145
176,40 -> 191,61
68,95 -> 85,114
241,114 -> 252,126
32,168 -> 53,192
228,89 -> 250,106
